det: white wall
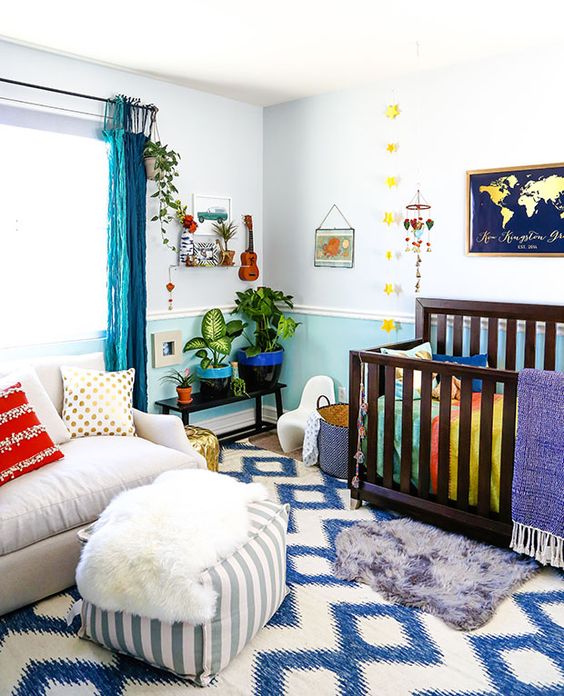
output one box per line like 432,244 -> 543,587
1,40 -> 263,318
264,46 -> 564,318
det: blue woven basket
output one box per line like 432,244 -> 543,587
317,396 -> 349,479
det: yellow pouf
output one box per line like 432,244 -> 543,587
185,425 -> 220,471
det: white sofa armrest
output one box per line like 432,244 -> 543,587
133,409 -> 207,468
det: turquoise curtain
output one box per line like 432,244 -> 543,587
104,96 -> 154,410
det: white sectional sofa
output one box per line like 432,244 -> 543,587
0,352 -> 206,616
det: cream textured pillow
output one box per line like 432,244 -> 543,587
61,367 -> 135,438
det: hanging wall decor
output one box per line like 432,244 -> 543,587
192,194 -> 232,236
314,204 -> 355,268
381,318 -> 397,334
467,163 -> 564,256
166,280 -> 175,311
382,98 -> 400,330
403,188 -> 434,293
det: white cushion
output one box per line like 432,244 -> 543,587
0,368 -> 71,445
34,353 -> 105,414
61,367 -> 135,438
0,353 -> 105,415
0,435 -> 203,556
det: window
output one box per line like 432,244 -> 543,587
0,107 -> 108,349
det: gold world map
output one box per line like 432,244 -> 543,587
479,173 -> 564,229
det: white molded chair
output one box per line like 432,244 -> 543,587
277,375 -> 335,453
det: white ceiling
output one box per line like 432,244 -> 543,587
2,1 -> 563,106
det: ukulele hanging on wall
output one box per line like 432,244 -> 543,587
239,214 -> 260,281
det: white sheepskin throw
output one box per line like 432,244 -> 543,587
76,469 -> 268,624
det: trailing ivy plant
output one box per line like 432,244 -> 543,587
233,287 -> 300,357
183,308 -> 245,369
144,140 -> 182,251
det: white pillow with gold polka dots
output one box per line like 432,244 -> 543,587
61,367 -> 135,438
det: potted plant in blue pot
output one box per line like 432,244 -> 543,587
183,308 -> 245,399
234,287 -> 299,390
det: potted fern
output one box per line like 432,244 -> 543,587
183,308 -> 245,399
233,287 -> 299,389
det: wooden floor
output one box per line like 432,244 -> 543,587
247,431 -> 303,461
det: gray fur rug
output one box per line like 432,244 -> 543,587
334,518 -> 539,630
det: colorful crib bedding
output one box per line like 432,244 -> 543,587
374,394 -> 504,512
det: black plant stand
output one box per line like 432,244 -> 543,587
155,383 -> 286,444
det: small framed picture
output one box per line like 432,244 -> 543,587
151,330 -> 183,368
193,194 -> 232,236
314,228 -> 355,268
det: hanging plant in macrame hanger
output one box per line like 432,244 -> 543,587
403,188 -> 434,293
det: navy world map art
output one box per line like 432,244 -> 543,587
468,164 -> 564,255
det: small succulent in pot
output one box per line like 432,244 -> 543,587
212,220 -> 238,266
160,368 -> 196,404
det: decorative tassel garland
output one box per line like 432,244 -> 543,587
352,364 -> 368,489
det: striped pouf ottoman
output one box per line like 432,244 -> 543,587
70,500 -> 289,686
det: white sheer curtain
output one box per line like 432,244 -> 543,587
0,106 -> 108,348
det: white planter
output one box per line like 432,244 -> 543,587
144,156 -> 157,181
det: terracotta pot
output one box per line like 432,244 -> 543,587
221,249 -> 236,266
144,156 -> 157,181
176,386 -> 193,404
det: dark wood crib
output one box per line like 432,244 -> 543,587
348,298 -> 564,545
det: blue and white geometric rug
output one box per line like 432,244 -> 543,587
1,442 -> 563,695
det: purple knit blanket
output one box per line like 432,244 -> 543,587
511,369 -> 564,568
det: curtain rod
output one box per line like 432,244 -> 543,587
0,77 -> 158,112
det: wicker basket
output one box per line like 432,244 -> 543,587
317,395 -> 349,479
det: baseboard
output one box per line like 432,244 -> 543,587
190,404 -> 279,436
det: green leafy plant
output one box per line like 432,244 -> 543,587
159,368 -> 196,388
212,220 -> 238,253
183,308 -> 245,369
144,140 -> 183,251
234,287 -> 300,357
231,376 -> 248,397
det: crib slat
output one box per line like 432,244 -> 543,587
437,314 -> 447,353
487,318 -> 499,367
418,370 -> 433,499
453,315 -> 463,355
470,316 -> 481,354
477,380 -> 495,517
544,322 -> 556,370
437,376 -> 452,505
366,363 -> 379,484
505,318 -> 517,370
524,321 -> 537,368
499,380 -> 517,521
400,369 -> 414,493
456,376 -> 473,511
383,366 -> 395,489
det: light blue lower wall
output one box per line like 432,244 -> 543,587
148,312 -> 415,416
147,314 -> 252,423
274,313 -> 414,411
4,313 -> 561,425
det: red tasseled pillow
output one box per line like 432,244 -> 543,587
0,382 -> 64,486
